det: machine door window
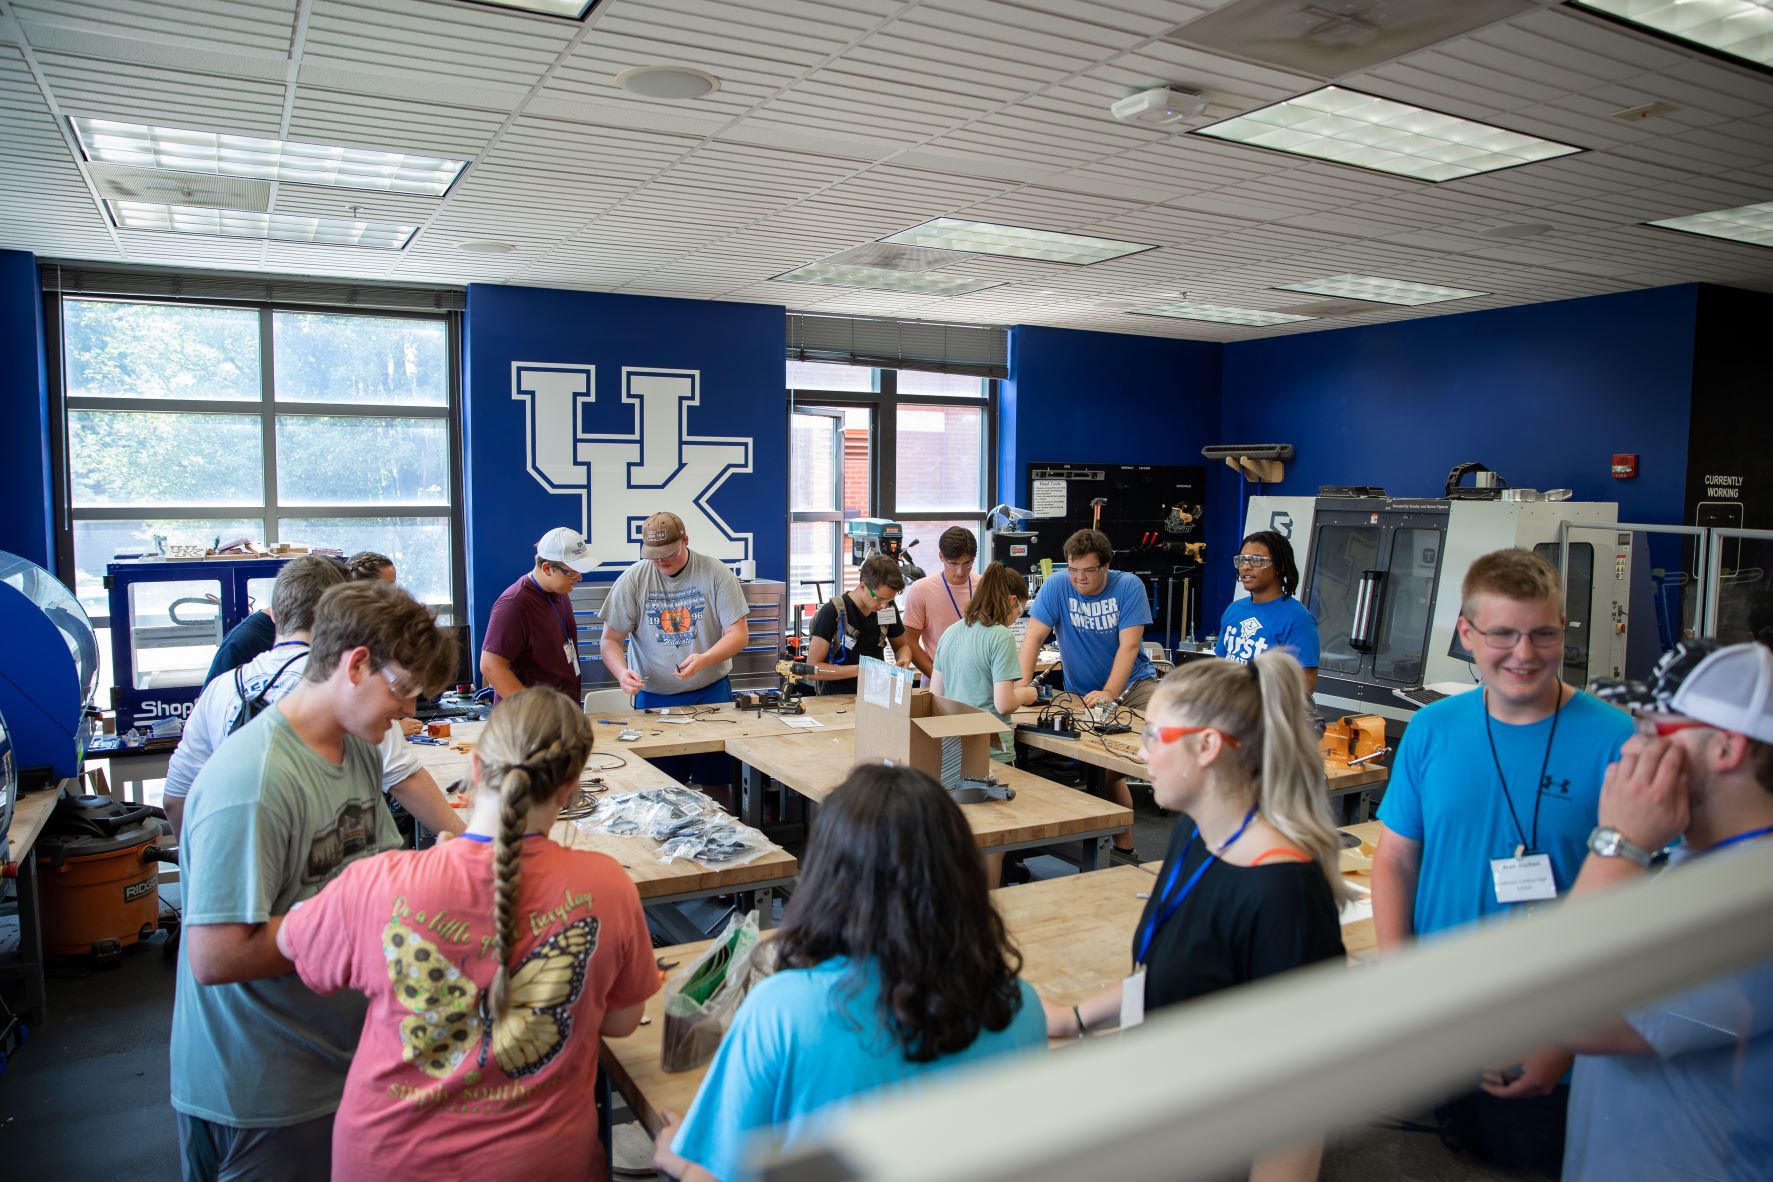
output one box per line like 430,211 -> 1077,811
1307,523 -> 1382,676
1534,541 -> 1595,685
1373,527 -> 1443,686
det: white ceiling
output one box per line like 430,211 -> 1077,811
1,0 -> 1770,340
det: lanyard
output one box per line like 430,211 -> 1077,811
270,639 -> 307,651
459,832 -> 547,843
529,575 -> 576,644
1135,806 -> 1257,967
941,576 -> 969,622
1482,687 -> 1562,857
1705,826 -> 1773,855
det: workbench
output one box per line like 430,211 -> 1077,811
404,728 -> 798,944
725,730 -> 1133,870
2,782 -> 69,1030
576,695 -> 858,759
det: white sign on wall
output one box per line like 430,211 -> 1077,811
512,362 -> 755,571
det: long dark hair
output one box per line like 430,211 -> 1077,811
773,763 -> 1024,1062
1242,530 -> 1300,598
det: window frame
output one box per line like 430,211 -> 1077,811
787,368 -> 996,599
47,292 -> 465,626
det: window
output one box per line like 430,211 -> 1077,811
57,298 -> 459,631
787,366 -> 993,627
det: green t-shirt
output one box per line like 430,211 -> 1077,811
932,621 -> 1021,759
171,704 -> 400,1127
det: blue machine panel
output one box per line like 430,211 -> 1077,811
0,551 -> 98,782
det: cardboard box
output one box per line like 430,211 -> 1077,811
852,656 -> 1004,788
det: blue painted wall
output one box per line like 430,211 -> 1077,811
1000,323 -> 1229,618
462,284 -> 787,651
0,249 -> 53,572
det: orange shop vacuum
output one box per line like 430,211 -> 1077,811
34,789 -> 177,962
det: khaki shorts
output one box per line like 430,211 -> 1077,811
1120,676 -> 1157,715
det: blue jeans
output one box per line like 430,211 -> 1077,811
635,677 -> 734,787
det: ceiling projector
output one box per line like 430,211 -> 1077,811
1111,87 -> 1209,125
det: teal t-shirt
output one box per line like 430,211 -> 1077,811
672,959 -> 1045,1182
171,704 -> 400,1127
1376,688 -> 1630,939
933,620 -> 1022,760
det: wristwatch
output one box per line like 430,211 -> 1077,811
1588,826 -> 1653,867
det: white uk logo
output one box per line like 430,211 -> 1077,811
512,363 -> 754,572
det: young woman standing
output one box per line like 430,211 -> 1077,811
930,561 -> 1038,761
1046,651 -> 1349,1181
275,687 -> 659,1182
1217,530 -> 1320,694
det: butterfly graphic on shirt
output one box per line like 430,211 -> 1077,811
383,915 -> 600,1080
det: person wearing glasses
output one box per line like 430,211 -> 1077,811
1217,530 -> 1319,694
1017,528 -> 1157,861
1371,548 -> 1632,1177
480,527 -> 598,702
1043,650 -> 1348,1182
801,554 -> 912,693
172,580 -> 459,1182
900,526 -> 981,678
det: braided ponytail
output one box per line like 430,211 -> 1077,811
473,687 -> 597,1018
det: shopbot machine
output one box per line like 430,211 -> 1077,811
1244,467 -> 1634,725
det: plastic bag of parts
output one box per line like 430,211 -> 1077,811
661,910 -> 764,1073
578,786 -> 717,839
653,815 -> 772,868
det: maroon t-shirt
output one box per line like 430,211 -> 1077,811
481,574 -> 581,701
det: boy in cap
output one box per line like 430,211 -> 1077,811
480,527 -> 597,701
1555,639 -> 1773,1182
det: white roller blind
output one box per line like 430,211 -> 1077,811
786,313 -> 1007,378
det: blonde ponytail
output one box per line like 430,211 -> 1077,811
473,687 -> 596,1017
1148,653 -> 1350,904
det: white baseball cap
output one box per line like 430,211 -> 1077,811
1595,639 -> 1773,744
535,527 -> 597,573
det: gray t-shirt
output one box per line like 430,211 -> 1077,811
601,551 -> 750,696
170,704 -> 400,1128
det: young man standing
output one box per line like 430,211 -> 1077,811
1558,639 -> 1773,1182
600,511 -> 752,798
900,526 -> 980,679
1016,529 -> 1156,861
480,527 -> 597,702
164,555 -> 462,841
171,581 -> 458,1182
800,555 -> 911,693
1372,548 -> 1632,1175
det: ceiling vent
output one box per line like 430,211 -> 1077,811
83,163 -> 272,212
1164,0 -> 1533,79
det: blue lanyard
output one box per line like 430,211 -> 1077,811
1135,806 -> 1257,967
458,832 -> 547,843
1705,826 -> 1773,855
942,576 -> 968,621
270,640 -> 307,650
529,575 -> 576,644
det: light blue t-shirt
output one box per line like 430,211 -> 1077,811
1376,687 -> 1630,939
672,959 -> 1046,1182
1565,850 -> 1773,1182
933,620 -> 1020,725
1216,594 -> 1320,668
171,705 -> 400,1127
1031,569 -> 1155,696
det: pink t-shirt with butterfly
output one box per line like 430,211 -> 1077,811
281,836 -> 658,1182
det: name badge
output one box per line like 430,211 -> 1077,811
877,604 -> 900,626
1491,853 -> 1556,904
563,641 -> 579,666
1120,968 -> 1146,1031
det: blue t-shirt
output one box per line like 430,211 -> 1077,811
672,959 -> 1045,1182
1216,594 -> 1320,668
1031,569 -> 1155,696
1376,687 -> 1630,939
1565,851 -> 1773,1182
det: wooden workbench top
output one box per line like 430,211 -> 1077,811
4,782 -> 66,861
601,865 -> 1158,1135
575,695 -> 859,759
724,730 -> 1132,850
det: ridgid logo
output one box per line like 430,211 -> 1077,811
512,363 -> 754,572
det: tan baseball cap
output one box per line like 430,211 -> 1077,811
639,512 -> 686,559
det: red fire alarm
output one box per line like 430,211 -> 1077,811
1611,453 -> 1638,479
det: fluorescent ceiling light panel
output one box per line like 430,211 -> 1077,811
458,0 -> 597,18
1193,86 -> 1581,182
1274,274 -> 1487,305
881,219 -> 1155,265
1131,301 -> 1316,326
1571,0 -> 1773,70
1647,199 -> 1773,248
108,202 -> 417,250
71,118 -> 466,197
774,262 -> 1003,296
